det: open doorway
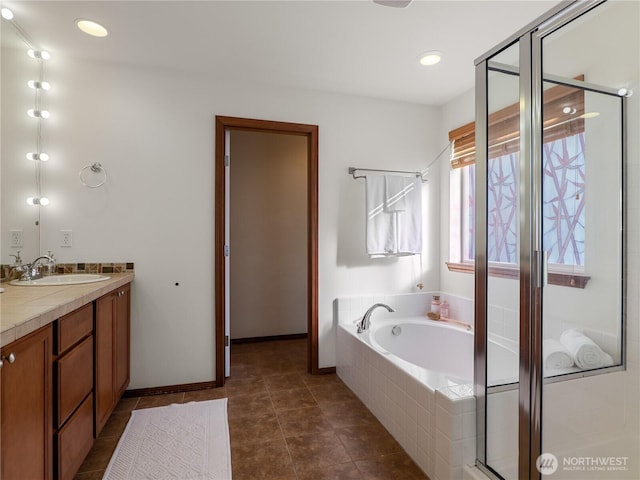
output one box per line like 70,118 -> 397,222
214,116 -> 319,387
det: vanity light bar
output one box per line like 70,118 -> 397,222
26,152 -> 49,162
27,49 -> 50,60
27,109 -> 50,119
28,80 -> 51,91
26,196 -> 50,206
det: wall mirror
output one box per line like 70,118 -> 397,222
1,15 -> 45,266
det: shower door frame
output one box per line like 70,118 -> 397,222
473,1 -> 622,479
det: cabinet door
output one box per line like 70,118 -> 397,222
114,285 -> 130,398
1,325 -> 53,480
95,292 -> 115,436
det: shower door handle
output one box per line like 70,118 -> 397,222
536,250 -> 548,288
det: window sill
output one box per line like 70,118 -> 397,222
446,262 -> 590,289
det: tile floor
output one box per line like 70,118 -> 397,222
74,338 -> 429,480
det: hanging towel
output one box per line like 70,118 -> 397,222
559,329 -> 614,370
543,338 -> 575,370
384,175 -> 411,211
365,174 -> 422,257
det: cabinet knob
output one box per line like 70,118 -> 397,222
0,353 -> 16,366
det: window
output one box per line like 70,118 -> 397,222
448,78 -> 589,288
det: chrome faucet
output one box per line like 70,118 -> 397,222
21,254 -> 56,281
356,303 -> 395,333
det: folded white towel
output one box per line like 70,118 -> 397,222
559,329 -> 614,370
543,338 -> 574,370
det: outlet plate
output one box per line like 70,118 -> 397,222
9,230 -> 24,248
61,230 -> 73,247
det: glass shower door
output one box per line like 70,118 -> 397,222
475,1 -> 638,479
483,42 -> 521,480
539,1 -> 637,478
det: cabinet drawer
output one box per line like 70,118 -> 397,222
57,336 -> 93,427
57,393 -> 94,480
57,304 -> 93,354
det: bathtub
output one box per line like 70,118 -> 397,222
367,317 -> 474,388
336,292 -> 480,480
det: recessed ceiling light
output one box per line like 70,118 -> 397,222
76,19 -> 108,37
419,51 -> 443,66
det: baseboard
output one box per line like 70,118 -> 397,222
124,381 -> 217,397
316,366 -> 336,374
231,333 -> 308,344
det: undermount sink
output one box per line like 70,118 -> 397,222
10,274 -> 111,286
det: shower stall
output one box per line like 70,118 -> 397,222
473,1 -> 639,479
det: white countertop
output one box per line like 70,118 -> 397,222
0,272 -> 134,348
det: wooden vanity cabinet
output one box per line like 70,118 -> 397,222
95,283 -> 131,436
1,280 -> 131,479
1,325 -> 53,480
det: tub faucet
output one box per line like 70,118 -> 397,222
357,303 -> 395,333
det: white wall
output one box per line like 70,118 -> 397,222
16,54 -> 441,388
229,130 -> 308,339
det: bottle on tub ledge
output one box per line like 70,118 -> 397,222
430,295 -> 441,316
439,300 -> 450,319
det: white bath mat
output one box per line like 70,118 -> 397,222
103,398 -> 231,480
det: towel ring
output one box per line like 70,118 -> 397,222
79,162 -> 107,188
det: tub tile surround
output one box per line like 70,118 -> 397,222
336,292 -> 476,480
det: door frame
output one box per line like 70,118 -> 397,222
214,115 -> 319,387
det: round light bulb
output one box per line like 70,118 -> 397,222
27,49 -> 51,60
618,88 -> 633,97
1,7 -> 14,20
28,109 -> 50,119
562,107 -> 577,115
76,19 -> 108,37
28,80 -> 51,91
419,51 -> 443,66
39,197 -> 50,206
26,197 -> 37,205
26,152 -> 49,161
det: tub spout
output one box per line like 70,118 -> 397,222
357,303 -> 395,333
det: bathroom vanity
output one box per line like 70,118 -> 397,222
0,273 -> 133,480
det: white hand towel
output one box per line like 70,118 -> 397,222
396,176 -> 422,255
543,338 -> 574,370
365,175 -> 422,257
366,175 -> 396,256
559,329 -> 614,370
384,175 -> 410,212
